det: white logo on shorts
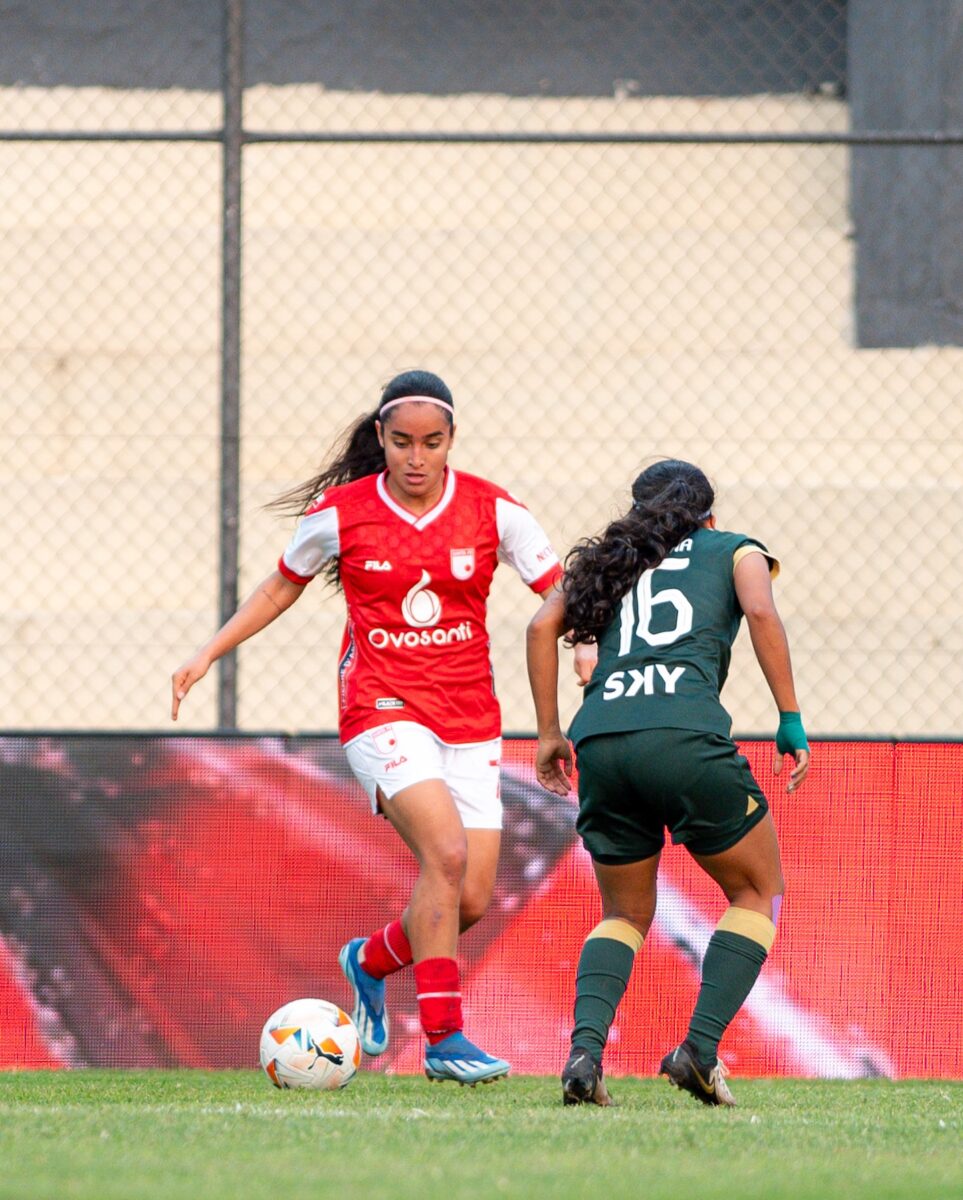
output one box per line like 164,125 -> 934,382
371,725 -> 399,756
401,570 -> 442,627
450,548 -> 475,580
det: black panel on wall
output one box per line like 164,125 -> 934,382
0,1 -> 845,96
850,0 -> 963,346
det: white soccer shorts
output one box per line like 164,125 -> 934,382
343,721 -> 502,830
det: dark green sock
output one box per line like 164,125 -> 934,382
571,930 -> 638,1061
686,930 -> 768,1065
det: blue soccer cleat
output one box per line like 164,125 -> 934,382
423,1032 -> 511,1086
339,938 -> 389,1056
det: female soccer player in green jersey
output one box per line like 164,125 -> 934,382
526,458 -> 810,1107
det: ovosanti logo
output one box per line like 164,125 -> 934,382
401,570 -> 442,627
368,568 -> 474,650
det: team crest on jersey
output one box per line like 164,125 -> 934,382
450,548 -> 475,580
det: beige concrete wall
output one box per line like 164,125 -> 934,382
3,88 -> 961,734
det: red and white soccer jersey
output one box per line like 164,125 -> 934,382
278,468 -> 561,744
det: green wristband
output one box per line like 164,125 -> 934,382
776,711 -> 809,755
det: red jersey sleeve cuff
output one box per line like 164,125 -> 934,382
529,562 -> 563,594
277,556 -> 314,585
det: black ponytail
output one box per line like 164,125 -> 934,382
562,459 -> 714,646
268,410 -> 385,519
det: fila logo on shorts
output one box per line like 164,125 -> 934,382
344,721 -> 504,830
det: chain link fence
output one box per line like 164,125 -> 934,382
3,2 -> 961,736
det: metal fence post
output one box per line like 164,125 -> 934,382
217,0 -> 243,728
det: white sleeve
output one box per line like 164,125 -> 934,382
495,496 -> 561,592
278,504 -> 340,583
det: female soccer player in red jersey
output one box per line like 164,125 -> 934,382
171,370 -> 561,1084
527,459 -> 810,1107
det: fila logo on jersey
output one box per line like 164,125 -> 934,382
602,665 -> 686,700
365,560 -> 392,571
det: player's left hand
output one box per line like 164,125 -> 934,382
535,733 -> 574,796
775,747 -> 810,793
573,642 -> 598,687
773,710 -> 810,792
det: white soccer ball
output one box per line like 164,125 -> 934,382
259,998 -> 361,1091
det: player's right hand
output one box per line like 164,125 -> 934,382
535,733 -> 574,796
171,654 -> 211,720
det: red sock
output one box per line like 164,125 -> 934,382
413,957 -> 463,1045
359,920 -> 413,981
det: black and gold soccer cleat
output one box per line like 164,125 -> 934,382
659,1042 -> 736,1107
561,1047 -> 613,1107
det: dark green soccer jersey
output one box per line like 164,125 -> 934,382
568,527 -> 777,745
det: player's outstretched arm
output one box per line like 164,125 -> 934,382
171,570 -> 306,720
526,587 -> 574,795
734,552 -> 810,793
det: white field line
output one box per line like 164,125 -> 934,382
0,1102 -> 457,1120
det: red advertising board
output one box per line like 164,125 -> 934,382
0,736 -> 959,1077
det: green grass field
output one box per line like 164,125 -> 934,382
0,1071 -> 959,1200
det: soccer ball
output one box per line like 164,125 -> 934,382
259,998 -> 361,1090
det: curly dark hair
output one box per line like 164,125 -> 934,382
562,459 -> 714,646
268,370 -> 454,587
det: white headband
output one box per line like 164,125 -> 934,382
379,394 -> 454,417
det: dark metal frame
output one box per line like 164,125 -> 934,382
218,0 -> 244,727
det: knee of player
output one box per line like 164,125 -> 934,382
458,890 -> 491,930
429,839 -> 469,888
601,906 -> 654,939
725,866 -> 785,910
738,886 -> 784,929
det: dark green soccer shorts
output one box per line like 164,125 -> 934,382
574,728 -> 769,863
